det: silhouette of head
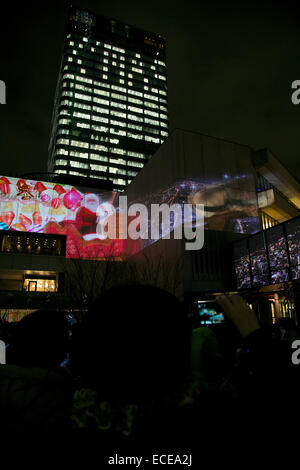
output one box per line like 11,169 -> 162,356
73,285 -> 190,401
7,309 -> 69,368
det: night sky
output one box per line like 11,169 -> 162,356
0,0 -> 299,180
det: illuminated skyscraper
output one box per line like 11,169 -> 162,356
48,6 -> 169,191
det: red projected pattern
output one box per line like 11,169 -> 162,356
0,176 -> 141,259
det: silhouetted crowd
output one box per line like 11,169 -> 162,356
0,286 -> 300,464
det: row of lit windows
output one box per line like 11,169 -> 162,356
55,146 -> 148,159
60,98 -> 168,119
62,68 -> 168,101
62,95 -> 167,120
60,100 -> 168,123
59,108 -> 168,128
57,124 -> 164,144
56,126 -> 166,145
62,82 -> 166,108
67,37 -> 166,68
61,86 -> 167,108
55,159 -> 138,177
55,167 -> 129,187
68,48 -> 166,76
59,104 -> 168,123
68,42 -> 166,70
62,78 -> 167,102
66,55 -> 167,84
59,119 -> 168,137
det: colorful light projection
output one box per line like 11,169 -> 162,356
0,174 -> 261,259
0,176 -> 140,259
127,176 -> 260,250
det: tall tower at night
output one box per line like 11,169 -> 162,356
48,5 -> 169,191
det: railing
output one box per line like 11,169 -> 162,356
257,173 -> 300,212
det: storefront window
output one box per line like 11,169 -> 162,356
23,278 -> 56,292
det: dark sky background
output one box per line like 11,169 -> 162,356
0,0 -> 299,180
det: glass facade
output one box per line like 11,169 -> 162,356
233,215 -> 300,289
48,6 -> 169,191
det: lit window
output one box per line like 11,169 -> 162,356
91,144 -> 108,151
70,171 -> 84,176
128,89 -> 143,97
128,132 -> 143,140
112,46 -> 125,53
90,164 -> 107,172
71,140 -> 89,149
128,106 -> 143,114
57,138 -> 69,145
145,109 -> 159,118
111,110 -> 126,118
111,148 -> 126,155
128,97 -> 141,105
70,160 -> 89,169
145,136 -> 160,143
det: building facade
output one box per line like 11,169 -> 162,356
48,5 -> 169,191
1,129 -> 299,325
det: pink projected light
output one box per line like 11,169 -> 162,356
0,175 -> 141,260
